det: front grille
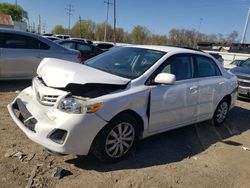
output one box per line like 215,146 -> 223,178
238,80 -> 250,88
40,95 -> 59,107
236,74 -> 250,80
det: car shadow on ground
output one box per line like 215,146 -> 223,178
0,80 -> 32,92
66,105 -> 250,172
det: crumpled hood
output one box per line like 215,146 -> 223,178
37,58 -> 130,88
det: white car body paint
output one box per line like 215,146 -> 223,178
8,45 -> 238,155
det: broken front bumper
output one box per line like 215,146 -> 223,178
7,87 -> 107,155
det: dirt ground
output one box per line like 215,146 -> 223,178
1,80 -> 250,188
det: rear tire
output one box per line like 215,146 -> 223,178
91,113 -> 139,163
213,99 -> 229,126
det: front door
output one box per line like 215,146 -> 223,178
149,54 -> 198,132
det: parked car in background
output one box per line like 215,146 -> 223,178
230,58 -> 250,99
94,42 -> 114,51
8,45 -> 238,162
209,53 -> 224,66
0,29 -> 82,79
226,59 -> 244,69
56,39 -> 103,61
70,38 -> 93,44
54,34 -> 70,40
43,36 -> 60,41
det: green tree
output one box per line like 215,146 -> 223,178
95,22 -> 113,41
115,27 -> 125,43
51,25 -> 67,34
0,2 -> 28,21
149,34 -> 168,45
71,19 -> 96,39
130,25 -> 150,44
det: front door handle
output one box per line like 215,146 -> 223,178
189,85 -> 198,94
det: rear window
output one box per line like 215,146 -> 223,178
196,55 -> 221,77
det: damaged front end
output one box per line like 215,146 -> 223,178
61,83 -> 128,98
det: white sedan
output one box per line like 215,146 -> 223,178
8,45 -> 238,162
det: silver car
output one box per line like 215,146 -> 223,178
0,29 -> 82,79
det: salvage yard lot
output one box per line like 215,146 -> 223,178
1,80 -> 250,188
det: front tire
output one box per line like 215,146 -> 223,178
91,113 -> 139,163
213,99 -> 229,126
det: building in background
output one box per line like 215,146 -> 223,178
0,13 -> 27,31
0,13 -> 14,29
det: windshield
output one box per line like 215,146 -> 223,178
85,47 -> 166,79
241,58 -> 250,67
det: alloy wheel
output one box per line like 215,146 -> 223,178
105,122 -> 135,158
216,101 -> 228,123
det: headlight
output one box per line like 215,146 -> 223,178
58,97 -> 103,114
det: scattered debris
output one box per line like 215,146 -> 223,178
26,165 -> 39,188
241,146 -> 250,151
13,151 -> 26,160
4,149 -> 18,158
47,160 -> 53,168
5,149 -> 26,160
23,153 -> 36,162
51,167 -> 72,180
15,90 -> 20,93
193,156 -> 198,160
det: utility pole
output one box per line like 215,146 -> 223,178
104,0 -> 112,42
241,7 -> 250,44
79,15 -> 82,38
113,0 -> 116,45
42,23 -> 46,34
194,18 -> 203,48
38,14 -> 41,35
15,0 -> 17,7
66,4 -> 74,35
198,18 -> 203,33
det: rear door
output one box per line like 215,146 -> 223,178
148,54 -> 199,132
0,33 -> 47,78
195,55 -> 226,120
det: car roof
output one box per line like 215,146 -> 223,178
125,45 -> 206,54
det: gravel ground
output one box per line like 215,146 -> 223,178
0,80 -> 250,188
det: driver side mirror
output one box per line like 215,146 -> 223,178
154,73 -> 176,85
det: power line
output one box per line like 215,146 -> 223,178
104,0 -> 112,42
65,4 -> 74,35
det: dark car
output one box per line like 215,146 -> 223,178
95,43 -> 114,51
56,40 -> 104,61
209,53 -> 224,65
230,58 -> 250,100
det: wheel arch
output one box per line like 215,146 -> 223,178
90,109 -> 144,154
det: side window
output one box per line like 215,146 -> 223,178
4,33 -> 28,48
3,33 -> 50,50
77,43 -> 92,53
0,33 -> 3,47
61,42 -> 75,50
159,54 -> 194,81
27,37 -> 50,50
196,55 -> 221,77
